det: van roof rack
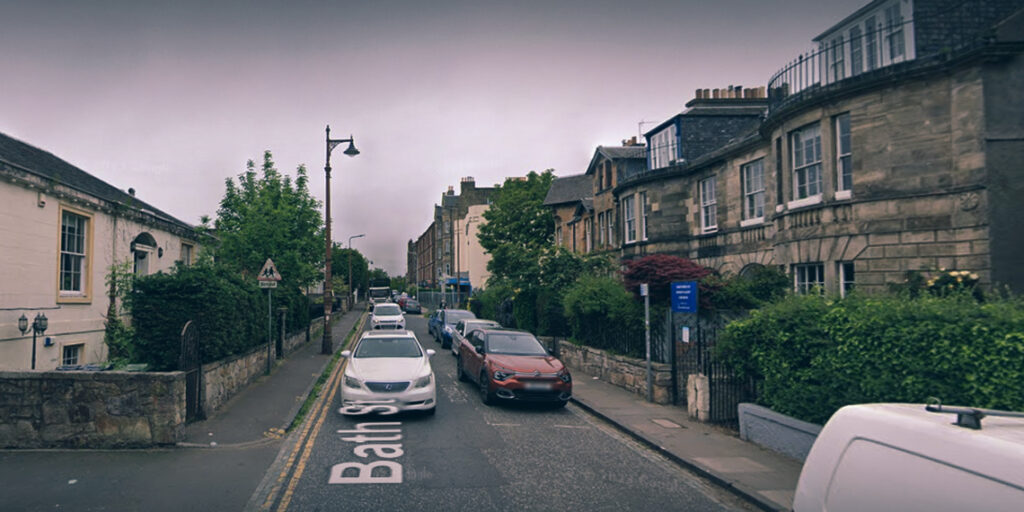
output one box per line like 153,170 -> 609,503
925,398 -> 1024,430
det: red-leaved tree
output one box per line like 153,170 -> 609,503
621,254 -> 717,309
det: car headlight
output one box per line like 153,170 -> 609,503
559,370 -> 572,383
344,374 -> 363,389
492,365 -> 515,381
413,374 -> 433,388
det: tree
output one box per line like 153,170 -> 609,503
331,246 -> 368,295
478,170 -> 556,288
622,254 -> 715,306
213,151 -> 323,287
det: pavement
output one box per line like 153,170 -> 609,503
180,302 -> 801,511
180,304 -> 368,447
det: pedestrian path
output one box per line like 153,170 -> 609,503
569,370 -> 803,512
181,305 -> 366,447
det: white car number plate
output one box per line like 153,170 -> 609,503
524,381 -> 552,391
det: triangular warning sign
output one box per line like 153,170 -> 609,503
258,258 -> 282,281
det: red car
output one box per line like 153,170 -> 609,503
456,328 -> 571,407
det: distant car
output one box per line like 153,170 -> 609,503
794,403 -> 1024,511
403,298 -> 422,314
340,331 -> 436,415
370,303 -> 406,330
435,309 -> 476,349
450,319 -> 501,356
457,328 -> 571,407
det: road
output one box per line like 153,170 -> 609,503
253,314 -> 755,512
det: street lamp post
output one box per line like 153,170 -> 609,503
18,313 -> 48,370
322,125 -> 360,355
348,233 -> 365,309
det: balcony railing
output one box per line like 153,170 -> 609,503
767,8 -> 994,116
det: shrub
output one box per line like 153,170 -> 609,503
717,292 -> 1024,424
131,263 -> 266,370
563,275 -> 644,357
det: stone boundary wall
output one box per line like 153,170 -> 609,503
545,338 -> 672,404
0,370 -> 184,448
738,402 -> 822,462
202,323 -> 322,416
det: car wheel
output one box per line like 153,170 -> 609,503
553,400 -> 568,409
424,406 -> 436,417
479,372 -> 496,406
456,356 -> 468,382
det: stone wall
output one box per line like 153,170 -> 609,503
202,324 -> 320,416
0,370 -> 184,448
552,339 -> 673,404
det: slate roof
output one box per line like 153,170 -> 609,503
542,173 -> 592,206
585,145 -> 647,176
0,131 -> 195,231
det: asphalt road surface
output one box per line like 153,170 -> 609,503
255,314 -> 756,512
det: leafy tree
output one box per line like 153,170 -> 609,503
478,170 -> 556,289
622,254 -> 716,308
331,246 -> 368,295
213,151 -> 323,287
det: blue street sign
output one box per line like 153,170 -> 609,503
671,281 -> 698,313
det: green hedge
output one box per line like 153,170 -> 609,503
717,293 -> 1024,424
130,264 -> 309,371
563,275 -> 644,357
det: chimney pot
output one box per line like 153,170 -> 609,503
712,89 -> 720,99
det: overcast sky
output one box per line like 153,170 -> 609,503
1,0 -> 860,276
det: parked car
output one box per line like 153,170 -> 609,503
435,309 -> 476,348
402,298 -> 422,314
793,403 -> 1024,512
339,330 -> 436,415
427,310 -> 443,339
450,319 -> 501,356
457,328 -> 571,407
370,303 -> 406,330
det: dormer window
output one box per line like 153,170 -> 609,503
649,125 -> 678,170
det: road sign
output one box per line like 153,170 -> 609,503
258,259 -> 282,282
260,281 -> 278,288
670,281 -> 698,313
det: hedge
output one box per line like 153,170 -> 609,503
717,293 -> 1024,424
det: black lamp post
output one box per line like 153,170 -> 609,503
323,125 -> 360,355
18,313 -> 48,370
348,233 -> 365,309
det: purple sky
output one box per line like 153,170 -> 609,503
1,0 -> 860,275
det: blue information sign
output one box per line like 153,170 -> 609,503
670,281 -> 698,313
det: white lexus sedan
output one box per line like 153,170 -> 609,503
339,331 -> 436,416
370,303 -> 406,330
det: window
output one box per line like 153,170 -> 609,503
839,262 -> 856,297
444,239 -> 451,254
741,159 -> 765,223
604,162 -> 613,189
597,212 -> 606,246
829,36 -> 845,82
649,125 -> 678,169
622,194 -> 637,243
62,344 -> 83,366
639,191 -> 649,241
555,226 -> 563,247
794,263 -> 825,295
602,209 -> 610,245
835,113 -> 852,196
775,137 -> 784,204
584,217 -> 593,252
849,26 -> 864,75
885,3 -> 905,61
59,208 -> 90,298
181,243 -> 194,266
700,177 -> 717,233
790,123 -> 823,204
865,16 -> 878,71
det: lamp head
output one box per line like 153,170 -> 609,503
18,314 -> 29,335
34,313 -> 48,333
343,138 -> 360,157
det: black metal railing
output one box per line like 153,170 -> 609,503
768,7 -> 995,115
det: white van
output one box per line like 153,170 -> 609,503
793,403 -> 1024,512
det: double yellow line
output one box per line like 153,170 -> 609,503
259,313 -> 366,512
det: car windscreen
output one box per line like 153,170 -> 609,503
485,333 -> 547,356
464,321 -> 498,333
354,337 -> 422,358
445,311 -> 475,325
374,305 -> 402,316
